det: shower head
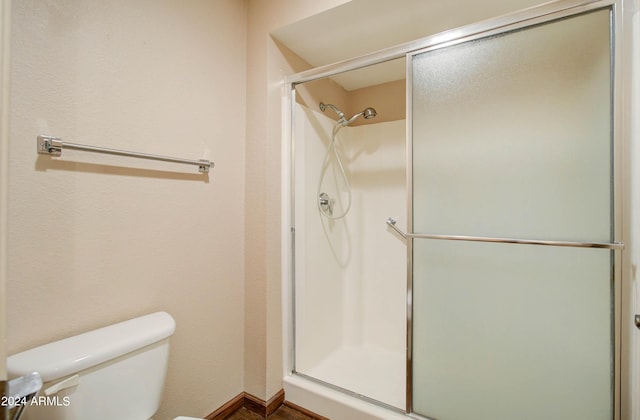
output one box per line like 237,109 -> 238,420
362,107 -> 377,119
345,107 -> 378,125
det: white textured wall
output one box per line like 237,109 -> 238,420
0,0 -> 11,382
245,0 -> 350,401
8,1 -> 246,418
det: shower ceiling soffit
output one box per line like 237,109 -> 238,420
272,0 -> 549,91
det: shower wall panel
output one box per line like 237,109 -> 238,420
294,105 -> 345,372
293,104 -> 406,408
347,120 -> 406,352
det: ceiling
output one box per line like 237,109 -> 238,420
271,0 -> 545,91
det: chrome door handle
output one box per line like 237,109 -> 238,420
385,217 -> 623,250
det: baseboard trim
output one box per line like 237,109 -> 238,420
244,389 -> 285,417
206,389 -> 285,419
206,392 -> 245,419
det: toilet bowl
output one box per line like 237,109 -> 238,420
8,312 -> 204,420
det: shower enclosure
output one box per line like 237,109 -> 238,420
284,1 -> 635,419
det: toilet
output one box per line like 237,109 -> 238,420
7,312 -> 203,420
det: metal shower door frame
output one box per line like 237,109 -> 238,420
283,0 -> 632,417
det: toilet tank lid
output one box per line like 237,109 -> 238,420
7,312 -> 176,382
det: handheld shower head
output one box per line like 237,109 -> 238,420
363,107 -> 377,119
345,107 -> 378,125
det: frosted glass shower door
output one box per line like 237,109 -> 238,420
410,8 -> 615,420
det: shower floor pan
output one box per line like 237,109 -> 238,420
301,345 -> 405,410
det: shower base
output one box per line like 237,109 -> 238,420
290,344 -> 406,417
283,374 -> 407,420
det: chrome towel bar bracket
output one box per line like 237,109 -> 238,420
386,217 -> 624,250
37,135 -> 213,174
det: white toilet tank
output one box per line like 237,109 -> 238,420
7,312 -> 176,420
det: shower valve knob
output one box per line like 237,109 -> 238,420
319,192 -> 334,216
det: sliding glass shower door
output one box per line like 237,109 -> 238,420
409,8 -> 617,420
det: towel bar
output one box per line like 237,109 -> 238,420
37,135 -> 213,174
